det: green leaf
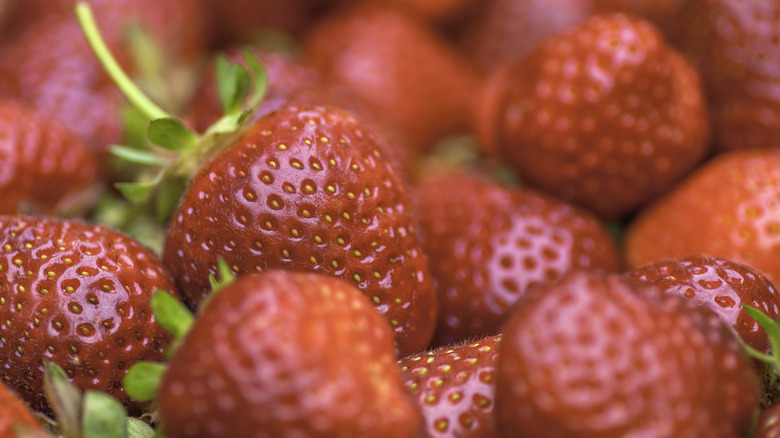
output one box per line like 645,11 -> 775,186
116,179 -> 160,203
82,391 -> 129,438
43,361 -> 82,438
208,258 -> 236,293
215,56 -> 237,113
151,290 -> 194,339
147,118 -> 198,151
242,49 -> 268,109
123,362 -> 167,402
110,145 -> 170,167
127,418 -> 155,438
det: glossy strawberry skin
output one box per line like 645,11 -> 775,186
0,100 -> 98,215
754,404 -> 780,438
677,0 -> 780,152
495,271 -> 759,438
305,3 -> 480,157
414,172 -> 620,346
625,149 -> 780,288
163,104 -> 437,357
0,216 -> 176,413
0,382 -> 41,436
400,334 -> 501,437
477,13 -> 709,219
625,255 -> 780,353
158,271 -> 423,438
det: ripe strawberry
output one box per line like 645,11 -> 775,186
0,100 -> 98,215
163,104 -> 438,357
304,3 -> 480,158
377,0 -> 483,23
0,215 -> 177,413
475,13 -> 709,219
414,172 -> 620,346
399,334 -> 501,437
754,404 -> 780,438
0,382 -> 41,436
157,270 -> 423,438
625,149 -> 780,287
495,270 -> 759,437
677,0 -> 780,151
624,255 -> 780,353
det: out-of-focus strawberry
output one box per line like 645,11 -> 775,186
625,149 -> 780,288
476,13 -> 709,219
0,381 -> 41,436
158,271 -> 423,438
677,0 -> 780,151
754,404 -> 780,438
399,334 -> 500,437
0,100 -> 98,215
305,3 -> 481,159
625,255 -> 780,353
495,270 -> 759,437
414,172 -> 620,346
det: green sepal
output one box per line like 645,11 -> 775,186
127,418 -> 155,438
151,290 -> 194,340
215,56 -> 250,115
154,177 -> 188,224
242,49 -> 268,109
208,258 -> 236,293
116,178 -> 161,203
110,145 -> 170,167
123,361 -> 168,403
743,305 -> 780,368
147,118 -> 198,151
82,390 -> 129,438
43,361 -> 82,438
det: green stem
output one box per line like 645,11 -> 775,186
75,2 -> 169,121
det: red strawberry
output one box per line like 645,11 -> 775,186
495,270 -> 759,437
0,382 -> 41,436
754,404 -> 780,438
304,3 -> 481,158
624,255 -> 780,353
0,215 -> 177,413
677,0 -> 780,151
0,100 -> 98,215
377,0 -> 483,23
475,13 -> 709,219
625,149 -> 780,287
414,172 -> 620,346
163,104 -> 438,357
157,270 -> 423,438
399,334 -> 501,437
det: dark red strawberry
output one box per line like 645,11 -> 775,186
476,13 -> 709,219
163,104 -> 438,357
677,0 -> 780,151
0,99 -> 98,215
157,270 -> 423,438
625,255 -> 780,353
305,3 -> 481,158
399,334 -> 501,437
495,270 -> 759,437
754,403 -> 780,438
414,172 -> 620,346
0,215 -> 177,413
0,382 -> 41,436
625,149 -> 780,288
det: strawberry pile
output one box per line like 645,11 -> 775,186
0,0 -> 779,437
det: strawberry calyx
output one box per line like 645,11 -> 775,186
75,2 -> 267,221
742,305 -> 780,406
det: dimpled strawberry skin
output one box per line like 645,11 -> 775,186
625,255 -> 780,353
163,104 -> 437,357
625,149 -> 780,287
0,216 -> 176,413
158,271 -> 423,438
479,13 -> 709,219
400,334 -> 501,437
495,271 -> 759,438
415,172 -> 620,346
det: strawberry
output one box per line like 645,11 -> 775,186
399,334 -> 501,437
754,404 -> 780,438
163,104 -> 438,356
0,215 -> 177,414
676,0 -> 780,152
157,270 -> 423,437
495,270 -> 759,437
0,100 -> 98,215
304,3 -> 481,158
0,381 -> 41,436
414,172 -> 620,346
625,149 -> 780,287
624,255 -> 780,353
475,13 -> 709,219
